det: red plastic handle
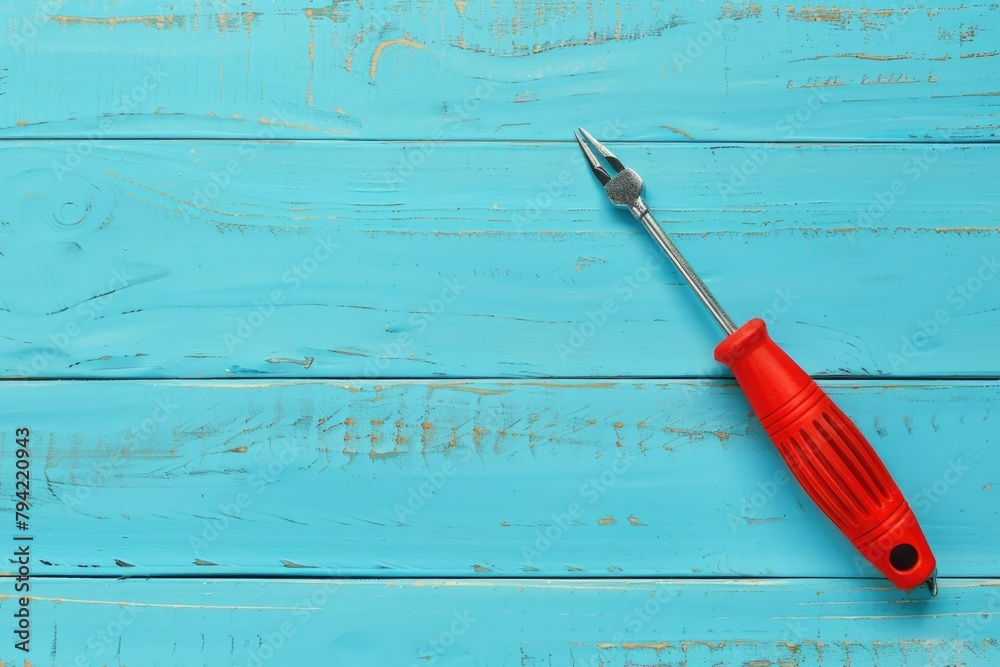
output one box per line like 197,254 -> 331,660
715,318 -> 936,591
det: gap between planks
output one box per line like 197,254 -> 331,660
3,376 -> 1000,382
10,574 -> 1000,584
3,137 -> 1000,145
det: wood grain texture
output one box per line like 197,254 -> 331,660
2,577 -> 998,666
3,379 -> 996,578
2,1 -> 999,141
2,0 -> 998,663
2,141 -> 998,379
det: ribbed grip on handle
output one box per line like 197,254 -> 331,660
715,318 -> 936,591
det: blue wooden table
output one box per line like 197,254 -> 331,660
1,1 -> 999,665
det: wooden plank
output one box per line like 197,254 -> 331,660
1,577 -> 998,665
3,379 -> 996,578
2,1 -> 999,141
2,141 -> 998,379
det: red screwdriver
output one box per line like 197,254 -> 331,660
574,127 -> 937,594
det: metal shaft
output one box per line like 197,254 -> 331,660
630,199 -> 738,335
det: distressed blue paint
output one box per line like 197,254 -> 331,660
1,0 -> 998,664
1,577 -> 998,666
0,379 -> 995,578
1,141 -> 998,379
1,1 -> 999,141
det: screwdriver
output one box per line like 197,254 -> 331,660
574,127 -> 937,595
